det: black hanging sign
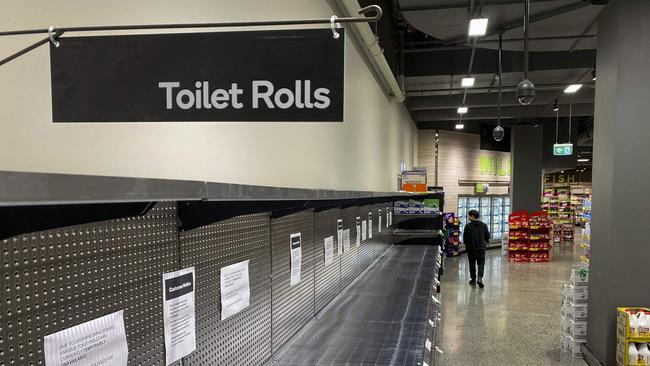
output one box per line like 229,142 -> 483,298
50,28 -> 344,122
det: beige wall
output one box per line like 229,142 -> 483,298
418,130 -> 510,213
0,0 -> 417,191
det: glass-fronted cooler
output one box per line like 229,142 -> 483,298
458,195 -> 510,242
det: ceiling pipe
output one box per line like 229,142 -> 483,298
335,0 -> 406,102
516,0 -> 536,105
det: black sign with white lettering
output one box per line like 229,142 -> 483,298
164,272 -> 194,301
50,29 -> 344,122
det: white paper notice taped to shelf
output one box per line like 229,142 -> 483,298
44,310 -> 128,366
343,229 -> 351,252
368,212 -> 373,239
324,235 -> 334,266
290,233 -> 302,286
362,220 -> 367,241
386,211 -> 390,228
379,210 -> 382,233
389,211 -> 392,226
220,260 -> 250,321
337,219 -> 343,255
163,267 -> 196,365
356,217 -> 361,247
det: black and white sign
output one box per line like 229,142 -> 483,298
44,310 -> 128,366
50,29 -> 344,122
324,236 -> 334,267
162,267 -> 196,365
356,217 -> 361,247
290,233 -> 302,286
343,229 -> 351,252
220,260 -> 250,320
337,219 -> 344,255
368,213 -> 373,239
362,220 -> 367,242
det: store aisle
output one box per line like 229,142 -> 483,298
438,247 -> 587,366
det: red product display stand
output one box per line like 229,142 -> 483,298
508,211 -> 552,263
508,211 -> 530,262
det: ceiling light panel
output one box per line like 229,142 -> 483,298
461,77 -> 475,87
468,18 -> 489,37
564,84 -> 583,93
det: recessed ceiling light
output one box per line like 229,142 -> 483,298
461,77 -> 475,87
577,158 -> 590,162
564,84 -> 582,94
455,123 -> 465,130
457,106 -> 468,114
468,18 -> 489,37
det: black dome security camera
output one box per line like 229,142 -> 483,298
493,125 -> 505,142
516,79 -> 535,105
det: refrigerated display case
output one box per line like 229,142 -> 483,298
458,195 -> 510,244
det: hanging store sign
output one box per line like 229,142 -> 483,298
50,29 -> 344,122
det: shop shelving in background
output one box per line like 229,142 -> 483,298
443,212 -> 463,257
458,195 -> 510,243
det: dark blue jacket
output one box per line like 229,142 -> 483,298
463,220 -> 491,252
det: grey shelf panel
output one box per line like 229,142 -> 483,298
0,170 -> 417,206
272,245 -> 438,366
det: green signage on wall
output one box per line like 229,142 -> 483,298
480,156 -> 511,176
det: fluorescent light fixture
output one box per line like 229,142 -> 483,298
577,158 -> 590,162
468,18 -> 489,36
553,106 -> 559,112
455,123 -> 465,130
564,84 -> 582,93
461,77 -> 475,87
457,106 -> 468,114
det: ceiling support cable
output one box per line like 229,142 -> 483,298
0,5 -> 382,67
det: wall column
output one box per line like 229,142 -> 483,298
510,125 -> 544,213
586,1 -> 650,364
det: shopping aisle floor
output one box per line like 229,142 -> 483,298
438,246 -> 587,366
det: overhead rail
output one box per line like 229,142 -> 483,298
0,5 -> 382,66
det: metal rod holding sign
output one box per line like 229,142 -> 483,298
0,5 -> 382,66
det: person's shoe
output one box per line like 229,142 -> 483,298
477,278 -> 485,288
469,279 -> 476,286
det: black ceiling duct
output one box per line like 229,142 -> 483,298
516,0 -> 536,105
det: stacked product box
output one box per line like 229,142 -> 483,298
616,307 -> 650,366
508,211 -> 530,262
561,268 -> 589,358
443,213 -> 462,257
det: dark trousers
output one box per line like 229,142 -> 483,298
467,250 -> 486,280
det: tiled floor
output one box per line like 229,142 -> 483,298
438,246 -> 588,366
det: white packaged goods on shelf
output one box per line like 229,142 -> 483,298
566,302 -> 588,321
561,316 -> 571,335
562,334 -> 572,353
570,269 -> 589,286
568,284 -> 589,303
563,284 -> 571,302
569,319 -> 588,340
568,336 -> 584,358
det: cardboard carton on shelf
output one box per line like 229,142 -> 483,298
568,285 -> 589,304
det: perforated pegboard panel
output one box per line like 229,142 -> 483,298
270,210 -> 315,353
179,212 -> 272,366
313,209 -> 341,313
0,202 -> 179,366
357,205 -> 374,270
340,207 -> 361,289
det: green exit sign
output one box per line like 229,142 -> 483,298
553,143 -> 574,156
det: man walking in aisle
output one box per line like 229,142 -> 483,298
463,210 -> 490,288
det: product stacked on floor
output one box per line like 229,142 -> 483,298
617,307 -> 650,365
443,213 -> 462,256
561,268 -> 589,359
508,211 -> 530,262
528,212 -> 552,262
580,222 -> 591,267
